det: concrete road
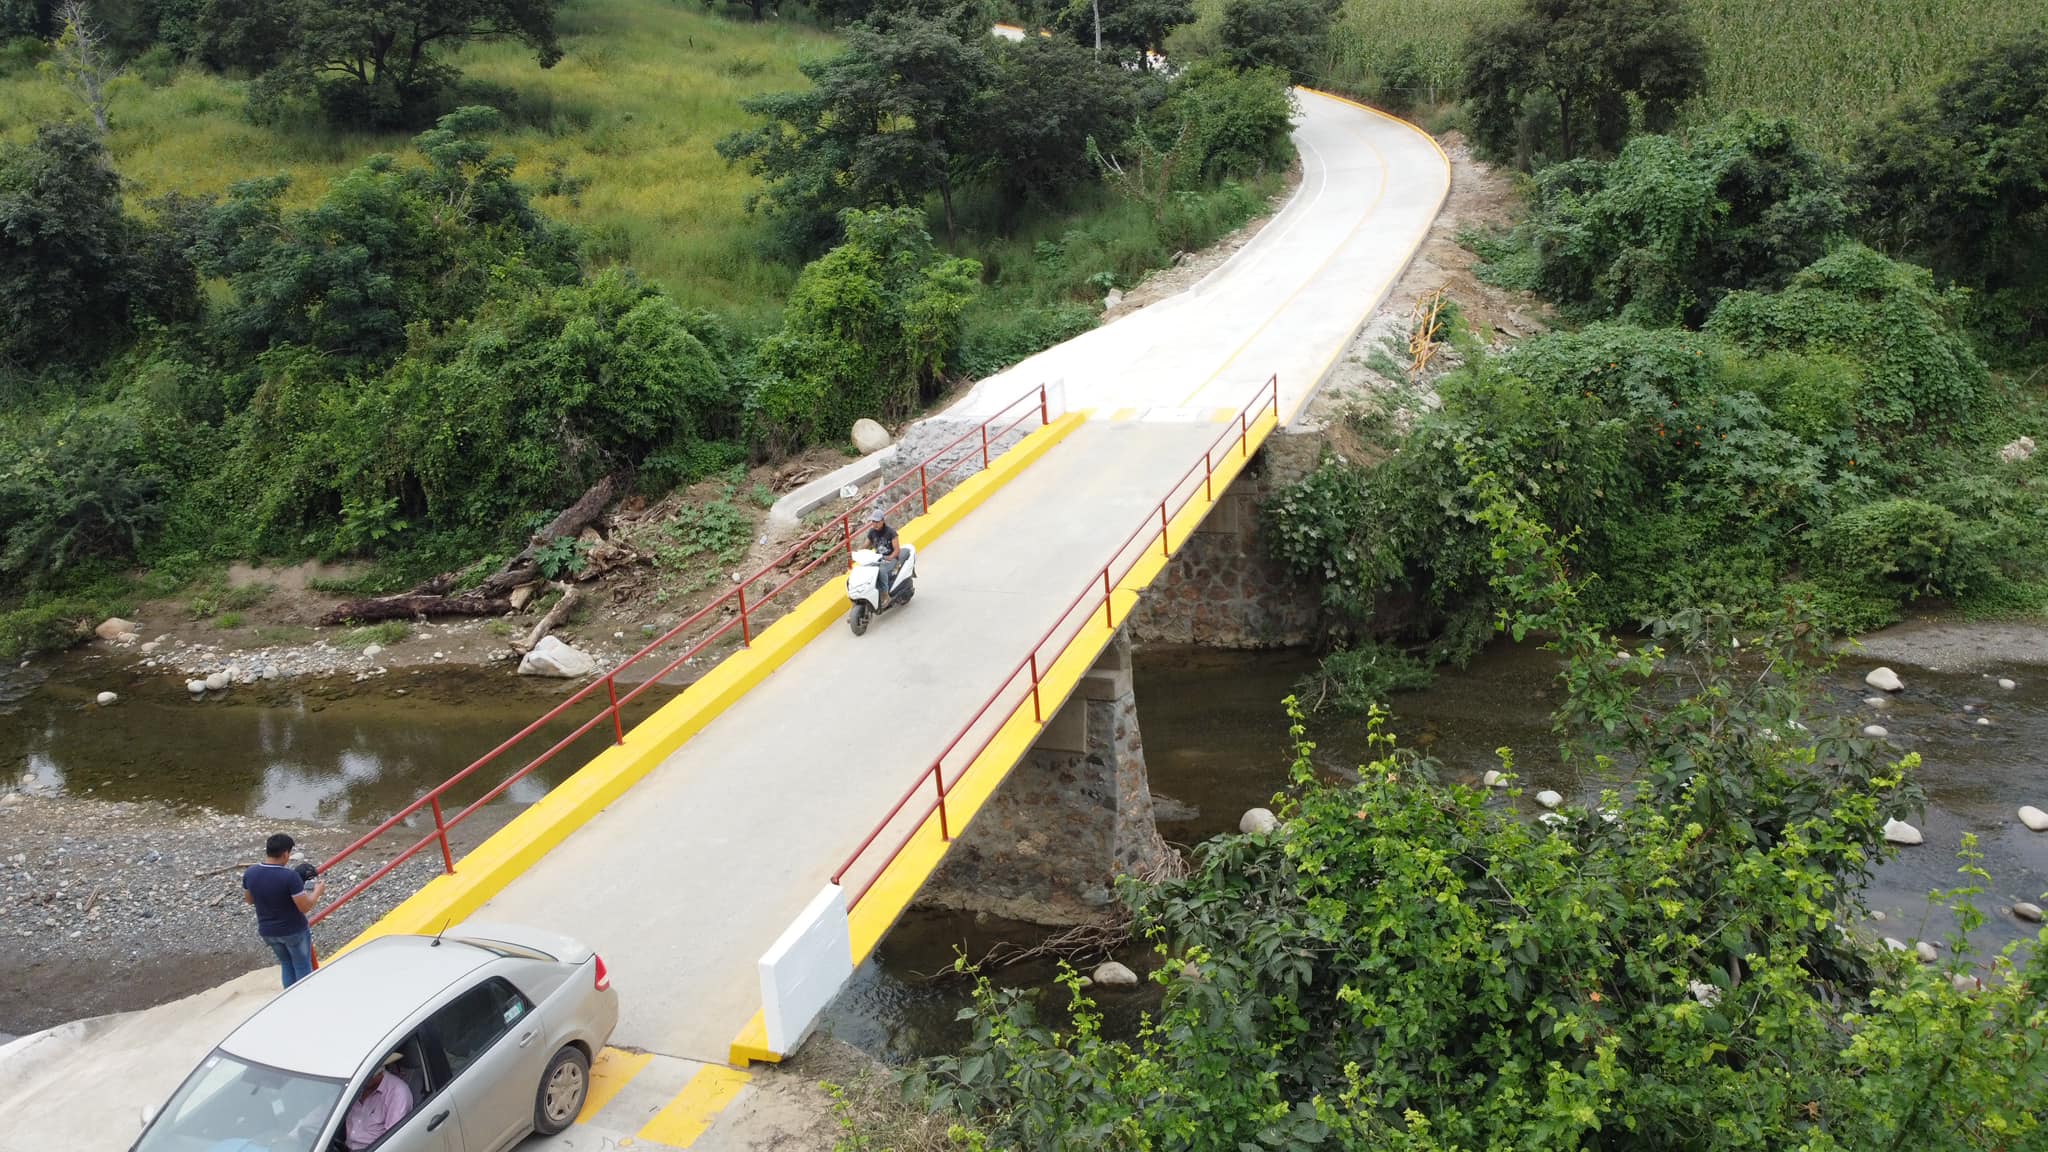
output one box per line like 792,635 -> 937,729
947,86 -> 1448,424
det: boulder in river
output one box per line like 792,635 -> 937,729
851,419 -> 892,454
1914,941 -> 1938,963
2018,806 -> 2048,832
1865,667 -> 1904,693
1091,961 -> 1138,989
1863,725 -> 1888,738
1863,696 -> 1888,708
1238,807 -> 1278,835
361,644 -> 382,660
1481,770 -> 1508,788
94,617 -> 139,641
203,672 -> 230,692
95,691 -> 118,706
1999,677 -> 2017,690
1535,789 -> 1563,809
186,679 -> 207,695
1883,937 -> 1908,952
518,635 -> 597,678
2015,902 -> 2044,924
1882,818 -> 1923,846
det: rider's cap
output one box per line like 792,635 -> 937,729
867,507 -> 886,522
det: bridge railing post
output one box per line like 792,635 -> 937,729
919,464 -> 929,513
430,796 -> 455,874
934,766 -> 950,841
1100,567 -> 1113,628
1204,451 -> 1213,502
1039,385 -> 1049,427
607,676 -> 623,745
1159,502 -> 1170,558
738,585 -> 752,647
1029,652 -> 1042,722
981,424 -> 990,470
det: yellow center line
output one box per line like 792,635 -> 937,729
637,1065 -> 753,1148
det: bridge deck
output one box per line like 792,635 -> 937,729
475,419 -> 1223,1061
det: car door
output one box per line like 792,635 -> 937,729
425,976 -> 551,1152
334,1032 -> 464,1152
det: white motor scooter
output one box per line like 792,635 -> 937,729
847,544 -> 917,635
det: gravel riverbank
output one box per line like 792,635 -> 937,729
0,791 -> 437,1036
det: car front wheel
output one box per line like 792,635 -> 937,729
534,1045 -> 591,1135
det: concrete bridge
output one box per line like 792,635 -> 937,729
0,89 -> 1447,1151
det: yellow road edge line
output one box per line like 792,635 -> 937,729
334,410 -> 1086,959
637,1065 -> 753,1148
842,408 -> 1281,969
729,1013 -> 776,1066
578,1048 -> 654,1124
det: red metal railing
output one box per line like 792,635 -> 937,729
307,386 -> 1052,927
829,375 -> 1281,909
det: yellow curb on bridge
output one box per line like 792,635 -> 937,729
730,403 -> 1282,1065
334,410 -> 1085,958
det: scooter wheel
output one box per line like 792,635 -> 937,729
849,603 -> 870,636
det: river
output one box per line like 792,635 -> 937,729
2,633 -> 2043,1054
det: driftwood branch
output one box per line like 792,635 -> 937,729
512,584 -> 580,654
319,592 -> 513,627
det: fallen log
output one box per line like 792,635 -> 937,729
315,469 -> 629,624
319,592 -> 514,626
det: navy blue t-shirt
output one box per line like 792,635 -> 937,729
243,862 -> 308,937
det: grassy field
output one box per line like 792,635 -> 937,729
0,0 -> 840,317
1325,0 -> 2048,144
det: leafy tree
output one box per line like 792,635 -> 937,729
1212,0 -> 1338,81
749,207 -> 978,450
194,0 -> 293,73
1463,0 -> 1706,167
0,400 -> 179,585
200,107 -> 575,360
718,13 -> 994,248
977,36 -> 1143,217
1054,0 -> 1191,70
47,0 -> 116,133
254,0 -> 566,128
0,121 -> 192,376
1155,59 -> 1293,182
1853,32 -> 2048,352
0,0 -> 50,39
1487,114 -> 1850,326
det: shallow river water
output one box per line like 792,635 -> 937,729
3,635 -> 2044,1056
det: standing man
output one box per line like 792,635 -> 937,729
243,833 -> 325,987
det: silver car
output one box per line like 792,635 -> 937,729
131,925 -> 619,1152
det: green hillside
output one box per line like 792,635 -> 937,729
0,0 -> 839,317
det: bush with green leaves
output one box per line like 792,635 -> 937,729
0,399 -> 183,585
1479,114 -> 1850,326
749,207 -> 979,451
901,479 -> 2045,1151
1151,60 -> 1295,184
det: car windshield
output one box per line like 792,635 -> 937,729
133,1050 -> 344,1152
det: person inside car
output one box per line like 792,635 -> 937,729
342,1051 -> 413,1150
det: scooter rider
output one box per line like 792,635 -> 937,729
865,507 -> 902,607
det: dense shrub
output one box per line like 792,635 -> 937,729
1153,60 -> 1295,183
749,207 -> 979,451
1485,114 -> 1849,326
0,400 -> 181,584
1813,497 -> 1972,601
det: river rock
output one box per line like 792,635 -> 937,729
1882,818 -> 1923,846
1535,789 -> 1563,809
1091,961 -> 1138,989
1865,667 -> 1904,693
186,679 -> 207,695
1914,941 -> 1938,963
2019,806 -> 2048,832
361,644 -> 382,660
517,635 -> 596,678
1977,717 -> 1993,726
1481,770 -> 1508,788
1103,288 -> 1124,311
1999,435 -> 2035,464
1999,677 -> 2017,690
1238,807 -> 1278,835
1863,696 -> 1888,708
2015,902 -> 2044,923
1883,936 -> 1908,952
1863,725 -> 1888,738
851,419 -> 893,454
1952,973 -> 1982,993
95,691 -> 118,706
140,641 -> 160,655
203,672 -> 230,692
94,617 -> 139,641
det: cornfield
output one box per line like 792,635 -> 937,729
1327,0 -> 2048,144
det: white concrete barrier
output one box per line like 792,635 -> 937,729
757,884 -> 853,1055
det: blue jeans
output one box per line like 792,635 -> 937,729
262,929 -> 315,987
